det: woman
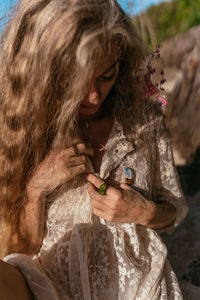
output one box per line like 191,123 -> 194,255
0,0 -> 188,299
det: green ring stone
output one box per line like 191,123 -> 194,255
98,183 -> 107,195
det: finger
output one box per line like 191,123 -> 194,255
92,208 -> 109,220
67,163 -> 88,178
74,143 -> 94,156
87,174 -> 120,196
61,143 -> 94,158
88,184 -> 122,214
87,173 -> 104,188
66,155 -> 87,167
91,198 -> 106,211
88,184 -> 109,212
87,183 -> 106,201
120,183 -> 133,191
92,208 -> 120,223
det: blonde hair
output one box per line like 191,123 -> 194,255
0,0 -> 146,257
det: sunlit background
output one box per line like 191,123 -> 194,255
0,0 -> 170,25
0,1 -> 200,296
0,0 -> 170,16
118,0 -> 169,14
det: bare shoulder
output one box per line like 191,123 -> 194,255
0,259 -> 32,299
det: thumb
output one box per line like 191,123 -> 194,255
120,183 -> 133,191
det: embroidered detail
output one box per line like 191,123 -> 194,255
10,116 -> 187,299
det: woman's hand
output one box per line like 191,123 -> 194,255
8,143 -> 93,255
28,143 -> 94,195
87,173 -> 156,225
87,174 -> 177,229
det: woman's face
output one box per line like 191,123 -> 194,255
79,56 -> 120,118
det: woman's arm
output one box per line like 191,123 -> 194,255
87,114 -> 188,232
8,143 -> 94,256
143,201 -> 177,230
153,115 -> 188,232
9,188 -> 45,256
87,174 -> 176,230
0,260 -> 33,300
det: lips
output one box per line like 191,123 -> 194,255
80,104 -> 99,110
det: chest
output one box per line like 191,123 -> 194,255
80,116 -> 114,173
45,149 -> 152,240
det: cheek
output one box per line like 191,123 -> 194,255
99,78 -> 117,99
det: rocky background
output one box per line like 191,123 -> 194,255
160,25 -> 200,300
134,0 -> 200,296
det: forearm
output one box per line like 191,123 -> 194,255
141,200 -> 177,230
9,188 -> 46,256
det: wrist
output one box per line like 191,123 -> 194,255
26,184 -> 44,202
139,200 -> 157,227
144,201 -> 177,230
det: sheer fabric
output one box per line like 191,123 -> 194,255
4,114 -> 188,300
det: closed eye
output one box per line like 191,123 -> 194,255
98,71 -> 116,81
97,59 -> 120,81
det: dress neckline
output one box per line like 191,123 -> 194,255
98,117 -> 135,179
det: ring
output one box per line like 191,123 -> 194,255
72,144 -> 80,156
98,183 -> 108,195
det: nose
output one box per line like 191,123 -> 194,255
88,79 -> 101,105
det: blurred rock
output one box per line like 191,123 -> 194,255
160,27 -> 200,300
161,26 -> 200,69
161,26 -> 200,165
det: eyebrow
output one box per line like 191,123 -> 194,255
100,59 -> 120,76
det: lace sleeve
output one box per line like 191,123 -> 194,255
154,115 -> 188,234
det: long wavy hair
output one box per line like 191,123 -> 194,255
0,0 -> 147,257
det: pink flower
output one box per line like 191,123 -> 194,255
160,96 -> 168,107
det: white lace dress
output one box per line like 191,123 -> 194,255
4,115 -> 188,300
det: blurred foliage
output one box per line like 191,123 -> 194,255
137,0 -> 200,44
